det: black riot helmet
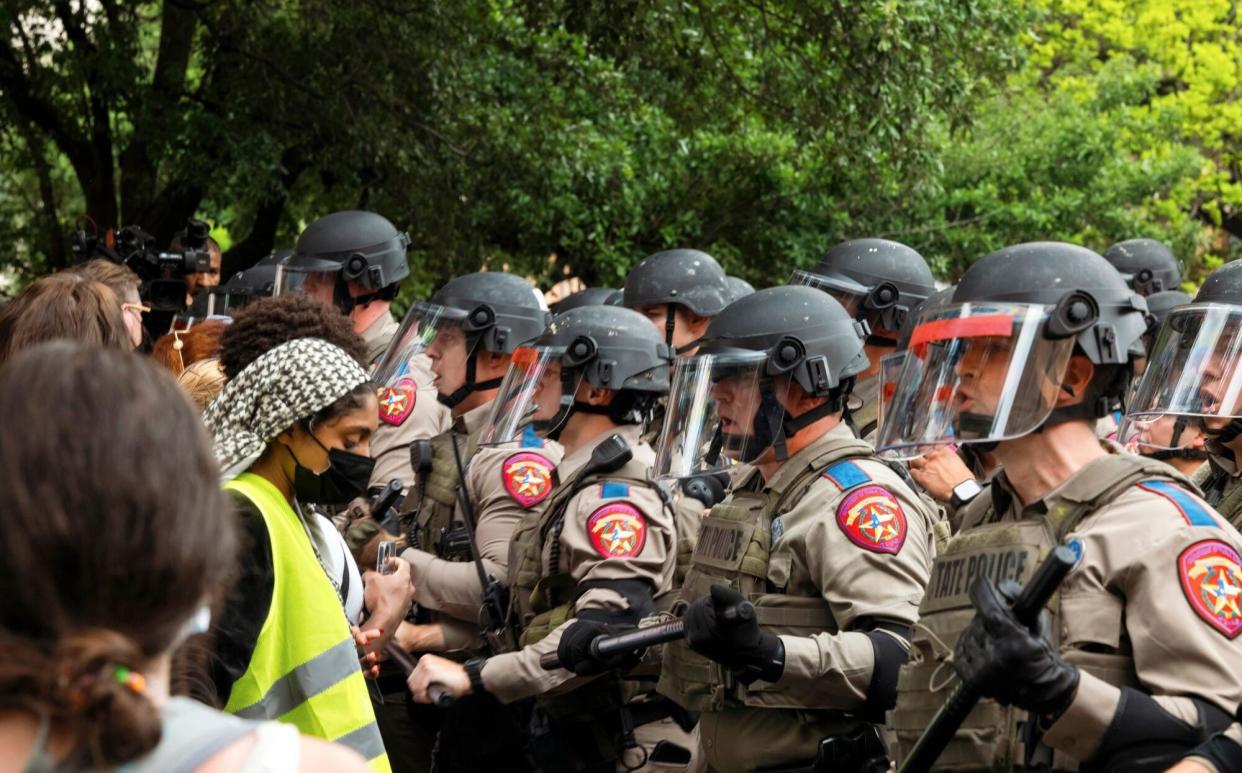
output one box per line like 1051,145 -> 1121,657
622,248 -> 731,348
791,238 -> 936,341
725,275 -> 756,303
1103,238 -> 1181,296
875,242 -> 1149,455
374,271 -> 550,409
281,210 -> 410,313
482,306 -> 673,441
550,286 -> 618,315
205,249 -> 291,317
654,286 -> 869,470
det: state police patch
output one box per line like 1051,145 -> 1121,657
587,502 -> 647,559
501,451 -> 554,508
377,377 -> 416,426
836,485 -> 907,555
1178,539 -> 1242,639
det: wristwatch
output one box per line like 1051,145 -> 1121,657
463,657 -> 488,696
950,478 -> 983,509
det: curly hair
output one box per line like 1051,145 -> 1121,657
218,293 -> 368,380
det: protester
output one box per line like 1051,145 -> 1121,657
0,273 -> 131,365
67,259 -> 146,349
151,320 -> 229,376
0,342 -> 367,771
203,338 -> 401,771
177,358 -> 228,411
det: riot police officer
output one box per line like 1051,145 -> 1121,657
1126,260 -> 1242,529
637,285 -> 938,772
390,271 -> 555,640
791,238 -> 936,440
881,242 -> 1242,771
1103,237 -> 1182,296
622,248 -> 732,356
406,306 -> 683,771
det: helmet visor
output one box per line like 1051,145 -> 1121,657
654,349 -> 799,479
875,350 -> 925,459
1118,414 -> 1209,452
479,346 -> 579,445
874,303 -> 1076,453
789,269 -> 867,316
272,259 -> 335,300
1127,304 -> 1242,424
372,301 -> 471,386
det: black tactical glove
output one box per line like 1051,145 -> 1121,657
556,619 -> 641,676
684,584 -> 783,684
954,575 -> 1079,716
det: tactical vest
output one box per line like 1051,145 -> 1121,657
852,396 -> 880,441
1194,459 -> 1242,531
890,454 -> 1196,772
660,436 -> 886,715
410,427 -> 481,556
507,454 -> 664,647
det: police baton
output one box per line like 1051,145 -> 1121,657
898,545 -> 1078,773
386,644 -> 455,707
538,600 -> 756,671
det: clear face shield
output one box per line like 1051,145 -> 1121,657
1118,413 -> 1210,454
1126,304 -> 1242,436
372,302 -> 471,395
479,346 -> 582,445
654,349 -> 807,480
874,303 -> 1077,454
272,259 -> 329,300
789,269 -> 906,334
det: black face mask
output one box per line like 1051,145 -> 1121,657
288,431 -> 375,506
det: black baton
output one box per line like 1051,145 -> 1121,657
386,644 -> 455,707
898,545 -> 1078,773
539,600 -> 756,671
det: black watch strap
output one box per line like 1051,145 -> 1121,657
464,657 -> 488,695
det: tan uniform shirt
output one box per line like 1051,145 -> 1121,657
961,449 -> 1242,762
362,312 -> 451,490
481,424 -> 676,703
403,406 -> 563,625
695,423 -> 937,770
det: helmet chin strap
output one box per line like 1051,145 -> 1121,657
1205,417 -> 1242,445
727,380 -> 842,463
437,340 -> 503,409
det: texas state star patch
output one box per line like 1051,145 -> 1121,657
587,502 -> 647,559
501,452 -> 554,508
1178,539 -> 1242,639
836,485 -> 907,555
377,377 -> 416,426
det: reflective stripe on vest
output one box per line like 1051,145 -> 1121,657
223,474 -> 391,772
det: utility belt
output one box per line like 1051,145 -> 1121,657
762,726 -> 889,773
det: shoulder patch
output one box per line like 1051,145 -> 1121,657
501,452 -> 554,508
822,460 -> 871,491
520,424 -> 543,449
377,377 -> 417,426
1178,539 -> 1242,639
600,482 -> 629,499
836,485 -> 907,554
587,502 -> 647,558
1139,480 -> 1218,528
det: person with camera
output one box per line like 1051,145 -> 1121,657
0,342 -> 369,772
203,336 -> 401,772
406,305 -> 682,772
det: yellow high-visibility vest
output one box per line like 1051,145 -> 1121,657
223,473 -> 390,772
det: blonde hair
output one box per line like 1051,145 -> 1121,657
176,358 -> 227,411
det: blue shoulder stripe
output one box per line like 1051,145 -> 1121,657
520,424 -> 543,448
822,460 -> 870,490
1139,479 -> 1218,528
600,482 -> 629,499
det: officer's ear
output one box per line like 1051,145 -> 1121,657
779,379 -> 822,414
478,350 -> 510,381
1056,354 -> 1095,407
678,308 -> 712,339
579,383 -> 615,407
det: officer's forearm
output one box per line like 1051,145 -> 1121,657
401,546 -> 504,622
478,622 -> 580,703
1044,673 -> 1232,765
775,630 -> 874,710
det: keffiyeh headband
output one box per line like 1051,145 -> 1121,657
204,338 -> 369,478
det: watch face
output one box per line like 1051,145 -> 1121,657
954,479 -> 982,501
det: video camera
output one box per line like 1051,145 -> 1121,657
70,218 -> 215,313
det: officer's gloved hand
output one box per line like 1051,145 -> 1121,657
684,584 -> 783,684
954,575 -> 1079,716
556,619 -> 641,676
